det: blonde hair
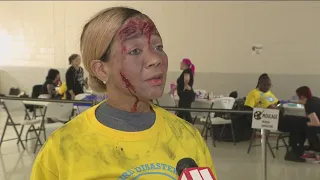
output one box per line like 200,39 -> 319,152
80,7 -> 142,92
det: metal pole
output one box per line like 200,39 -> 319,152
261,129 -> 267,180
161,106 -> 253,114
0,96 -> 93,105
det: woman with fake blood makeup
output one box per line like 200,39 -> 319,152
31,7 -> 216,180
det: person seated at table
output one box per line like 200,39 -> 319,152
245,76 -> 313,162
277,86 -> 320,162
294,86 -> 320,160
40,69 -> 60,98
255,73 -> 268,88
244,75 -> 297,160
31,7 -> 215,180
244,73 -> 279,109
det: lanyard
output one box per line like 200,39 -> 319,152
258,90 -> 265,108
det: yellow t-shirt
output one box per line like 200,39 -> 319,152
244,88 -> 278,108
57,82 -> 67,100
31,104 -> 216,180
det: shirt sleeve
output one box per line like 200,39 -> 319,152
31,138 -> 59,180
305,98 -> 317,115
244,91 -> 256,108
66,69 -> 75,91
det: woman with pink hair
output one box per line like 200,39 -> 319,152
174,58 -> 195,123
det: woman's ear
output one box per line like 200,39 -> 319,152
90,60 -> 109,83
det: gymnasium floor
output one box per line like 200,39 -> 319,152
0,110 -> 319,180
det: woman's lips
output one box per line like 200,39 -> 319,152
146,75 -> 164,86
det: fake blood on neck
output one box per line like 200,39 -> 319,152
120,72 -> 138,112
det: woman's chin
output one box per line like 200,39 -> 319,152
140,88 -> 164,100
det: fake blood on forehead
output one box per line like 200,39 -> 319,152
118,19 -> 156,52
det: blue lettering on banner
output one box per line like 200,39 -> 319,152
119,162 -> 177,180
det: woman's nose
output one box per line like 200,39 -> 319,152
145,52 -> 162,68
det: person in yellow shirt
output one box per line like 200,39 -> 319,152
245,74 -> 308,162
244,73 -> 279,108
57,81 -> 67,99
31,7 -> 216,180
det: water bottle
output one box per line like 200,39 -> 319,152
170,83 -> 175,95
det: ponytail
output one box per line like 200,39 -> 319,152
190,63 -> 195,75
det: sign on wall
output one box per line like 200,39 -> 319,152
251,108 -> 279,130
252,44 -> 263,55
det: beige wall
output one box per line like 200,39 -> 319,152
0,1 -> 320,97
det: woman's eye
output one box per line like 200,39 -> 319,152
128,48 -> 141,55
155,45 -> 164,51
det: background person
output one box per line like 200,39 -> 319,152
245,75 -> 309,162
66,54 -> 88,100
31,7 -> 216,180
172,58 -> 195,123
294,86 -> 320,160
256,73 -> 268,88
244,74 -> 279,109
39,69 -> 60,98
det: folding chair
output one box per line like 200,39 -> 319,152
201,97 -> 237,147
29,85 -> 44,119
33,102 -> 74,153
191,100 -> 213,125
0,100 -> 43,150
210,97 -> 236,147
247,129 -> 289,158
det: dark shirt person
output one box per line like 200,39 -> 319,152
66,54 -> 87,100
295,86 -> 320,159
40,69 -> 60,98
173,58 -> 195,123
275,86 -> 320,162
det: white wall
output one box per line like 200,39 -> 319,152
1,1 -> 320,73
1,1 -> 320,96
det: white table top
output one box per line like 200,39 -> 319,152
23,101 -> 49,106
55,86 -> 93,94
282,103 -> 305,117
282,103 -> 304,110
174,96 -> 214,103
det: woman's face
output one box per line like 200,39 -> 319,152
180,62 -> 185,70
106,16 -> 168,101
298,96 -> 307,105
259,79 -> 272,93
54,73 -> 60,83
72,56 -> 82,68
